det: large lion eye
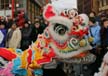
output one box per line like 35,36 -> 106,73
54,23 -> 68,35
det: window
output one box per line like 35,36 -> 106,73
99,1 -> 102,7
0,0 -> 23,10
101,0 -> 104,7
103,0 -> 106,6
0,0 -> 5,9
5,0 -> 10,9
0,0 -> 11,10
17,0 -> 25,8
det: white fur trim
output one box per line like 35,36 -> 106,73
79,14 -> 89,26
0,31 -> 4,44
94,52 -> 108,76
43,4 -> 58,20
94,73 -> 102,76
104,52 -> 108,63
102,66 -> 108,76
50,43 -> 92,58
49,16 -> 72,30
0,57 -> 8,67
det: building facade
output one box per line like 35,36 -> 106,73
0,0 -> 49,22
78,0 -> 99,14
27,0 -> 51,23
78,0 -> 92,14
98,0 -> 108,12
0,0 -> 25,16
27,0 -> 42,23
78,0 -> 108,15
92,0 -> 99,14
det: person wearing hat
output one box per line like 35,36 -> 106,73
6,23 -> 21,49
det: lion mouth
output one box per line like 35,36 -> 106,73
52,38 -> 68,49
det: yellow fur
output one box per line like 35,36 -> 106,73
20,50 -> 28,68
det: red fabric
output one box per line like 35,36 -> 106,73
45,5 -> 56,19
69,29 -> 88,38
60,12 -> 68,18
0,48 -> 17,61
74,52 -> 88,58
43,48 -> 55,58
37,49 -> 55,64
17,13 -> 25,27
37,57 -> 51,64
27,49 -> 32,65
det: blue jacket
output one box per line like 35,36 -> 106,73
0,29 -> 6,47
88,24 -> 101,47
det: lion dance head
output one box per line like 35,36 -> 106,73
42,4 -> 92,59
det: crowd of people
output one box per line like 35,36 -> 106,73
0,14 -> 47,51
87,11 -> 108,75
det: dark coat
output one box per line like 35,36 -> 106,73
5,20 -> 13,29
30,25 -> 43,42
100,28 -> 108,57
21,26 -> 32,50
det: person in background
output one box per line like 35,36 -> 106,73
30,21 -> 43,42
40,19 -> 48,31
99,10 -> 108,21
34,16 -> 40,22
89,11 -> 101,25
88,17 -> 101,49
0,16 -> 6,26
0,24 -> 6,47
88,17 -> 101,75
89,11 -> 96,18
100,18 -> 108,59
21,22 -> 32,50
5,15 -> 13,30
16,11 -> 25,29
6,23 -> 21,49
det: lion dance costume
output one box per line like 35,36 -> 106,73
0,3 -> 95,76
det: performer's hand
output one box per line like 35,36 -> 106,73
88,37 -> 94,43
